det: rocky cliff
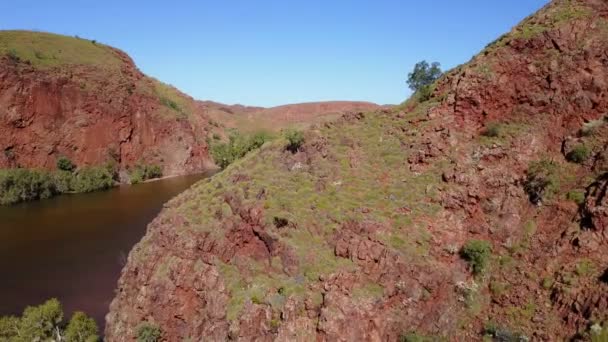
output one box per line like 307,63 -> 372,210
0,31 -> 216,177
106,0 -> 608,340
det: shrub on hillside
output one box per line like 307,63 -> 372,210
137,322 -> 162,342
481,123 -> 501,137
524,159 -> 559,204
284,129 -> 304,153
57,156 -> 76,172
566,144 -> 590,164
211,131 -> 273,169
461,239 -> 492,275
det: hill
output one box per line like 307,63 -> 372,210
105,0 -> 608,340
0,30 -> 215,179
202,100 -> 382,133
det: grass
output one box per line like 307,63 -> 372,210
164,109 -> 450,322
0,30 -> 122,69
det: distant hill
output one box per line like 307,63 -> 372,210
201,100 -> 381,132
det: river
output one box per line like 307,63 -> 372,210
0,173 -> 211,329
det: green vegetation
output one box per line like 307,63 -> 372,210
173,108 -> 446,321
483,321 -> 527,342
0,30 -> 122,69
136,322 -> 161,342
481,123 -> 501,137
0,165 -> 117,205
567,190 -> 585,205
461,240 -> 492,275
399,332 -> 441,342
210,131 -> 273,169
64,311 -> 100,342
523,159 -> 559,204
566,144 -> 590,164
0,298 -> 99,342
407,60 -> 442,102
136,322 -> 162,342
0,168 -> 58,205
129,164 -> 163,184
57,156 -> 76,172
71,166 -> 114,193
284,129 -> 304,152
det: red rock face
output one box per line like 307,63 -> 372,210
106,0 -> 608,340
0,52 -> 214,177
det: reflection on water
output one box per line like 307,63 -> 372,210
0,173 -> 211,328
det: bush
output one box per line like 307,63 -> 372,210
6,49 -> 20,62
524,159 -> 559,204
461,240 -> 492,275
566,144 -> 590,164
210,131 -> 273,169
481,123 -> 501,137
57,157 -> 76,172
567,190 -> 585,205
284,129 -> 304,153
0,169 -> 58,205
137,322 -> 162,342
72,167 -> 114,193
129,164 -> 163,184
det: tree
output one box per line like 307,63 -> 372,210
407,61 -> 442,92
64,311 -> 99,342
19,298 -> 64,341
57,157 -> 76,172
0,299 -> 99,342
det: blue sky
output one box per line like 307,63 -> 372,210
1,1 -> 548,107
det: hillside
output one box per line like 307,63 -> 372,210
0,30 -> 214,178
202,100 -> 381,132
106,0 -> 608,340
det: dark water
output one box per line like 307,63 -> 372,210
0,173 -> 210,328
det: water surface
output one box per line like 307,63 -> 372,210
0,173 -> 210,327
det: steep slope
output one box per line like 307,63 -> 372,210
202,100 -> 381,132
0,31 -> 214,177
106,1 -> 608,340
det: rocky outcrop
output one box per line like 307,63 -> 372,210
107,0 -> 608,340
0,32 -> 215,176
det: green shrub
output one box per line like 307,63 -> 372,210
160,97 -> 180,112
398,332 -> 436,342
6,49 -> 20,62
461,240 -> 492,275
566,145 -> 590,164
284,129 -> 304,153
137,322 -> 162,342
524,159 -> 559,204
71,167 -> 114,193
567,190 -> 585,205
0,169 -> 58,205
129,164 -> 163,184
483,322 -> 527,342
57,156 -> 76,172
481,123 -> 501,137
211,131 -> 273,169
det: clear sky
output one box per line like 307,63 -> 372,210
1,1 -> 548,107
